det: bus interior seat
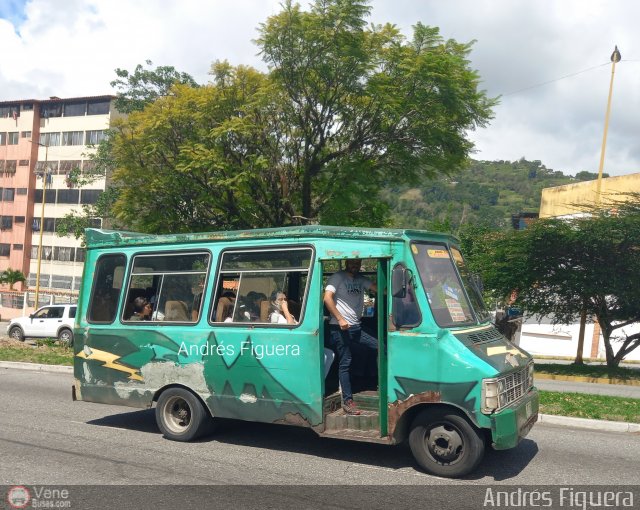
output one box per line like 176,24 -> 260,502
216,297 -> 234,322
165,300 -> 189,321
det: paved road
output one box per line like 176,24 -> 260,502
1,367 -> 639,490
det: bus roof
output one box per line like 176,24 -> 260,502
84,225 -> 456,249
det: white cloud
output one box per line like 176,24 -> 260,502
1,0 -> 638,176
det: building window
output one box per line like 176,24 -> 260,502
33,189 -> 56,203
17,188 -> 27,195
63,102 -> 86,117
21,131 -> 32,138
35,160 -> 59,174
32,218 -> 56,232
14,216 -> 25,223
8,132 -> 19,145
41,104 -> 62,118
18,160 -> 29,166
81,190 -> 102,204
22,104 -> 33,111
39,132 -> 61,146
13,244 -> 23,250
62,131 -> 83,146
4,161 -> 17,174
87,100 -> 110,115
56,189 -> 79,204
1,216 -> 13,230
2,188 -> 15,201
52,275 -> 73,289
54,246 -> 74,262
85,130 -> 107,145
75,248 -> 86,262
59,160 -> 81,175
0,244 -> 10,257
0,133 -> 5,145
0,105 -> 20,118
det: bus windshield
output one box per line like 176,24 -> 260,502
411,242 -> 480,328
450,246 -> 490,323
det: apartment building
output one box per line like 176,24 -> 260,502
0,95 -> 119,316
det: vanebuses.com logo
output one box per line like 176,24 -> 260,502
7,486 -> 31,509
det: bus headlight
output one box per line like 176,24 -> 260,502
482,378 -> 499,413
528,362 -> 535,388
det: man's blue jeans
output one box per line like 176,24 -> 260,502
329,325 -> 377,403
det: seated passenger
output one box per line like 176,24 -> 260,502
269,290 -> 296,325
129,297 -> 152,321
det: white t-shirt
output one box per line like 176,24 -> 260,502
270,311 -> 288,324
325,271 -> 373,326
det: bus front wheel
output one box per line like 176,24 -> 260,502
408,407 -> 485,478
156,388 -> 212,441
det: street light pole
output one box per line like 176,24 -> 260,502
595,45 -> 621,205
32,141 -> 50,309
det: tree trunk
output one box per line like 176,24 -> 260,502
600,324 -> 618,367
574,308 -> 587,365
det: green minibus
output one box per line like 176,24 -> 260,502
73,226 -> 538,478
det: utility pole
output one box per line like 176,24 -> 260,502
576,46 -> 621,364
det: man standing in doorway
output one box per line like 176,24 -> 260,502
324,259 -> 377,415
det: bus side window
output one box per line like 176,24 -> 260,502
88,254 -> 126,323
391,263 -> 421,328
212,248 -> 313,325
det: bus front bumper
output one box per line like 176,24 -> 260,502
489,388 -> 539,450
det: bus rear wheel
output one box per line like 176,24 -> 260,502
156,388 -> 212,441
408,407 -> 485,478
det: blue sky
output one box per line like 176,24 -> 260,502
0,0 -> 638,177
0,0 -> 27,27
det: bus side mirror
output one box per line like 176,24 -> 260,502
392,266 -> 408,298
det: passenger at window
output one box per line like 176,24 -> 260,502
269,291 -> 296,325
129,297 -> 153,321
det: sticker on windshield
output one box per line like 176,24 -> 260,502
427,249 -> 449,259
445,299 -> 467,322
452,250 -> 463,264
411,244 -> 419,255
443,283 -> 459,301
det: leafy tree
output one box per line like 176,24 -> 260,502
109,0 -> 495,232
474,206 -> 640,367
111,59 -> 199,114
574,170 -> 609,181
257,0 -> 495,224
0,268 -> 26,290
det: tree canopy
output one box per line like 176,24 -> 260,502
108,0 -> 495,233
470,197 -> 640,366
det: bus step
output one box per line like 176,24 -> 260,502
325,408 -> 379,432
319,428 -> 388,444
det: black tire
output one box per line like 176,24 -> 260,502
9,326 -> 24,341
409,407 -> 485,478
155,387 -> 212,441
58,328 -> 74,346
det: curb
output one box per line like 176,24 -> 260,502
539,413 -> 640,433
0,360 -> 72,374
535,372 -> 640,386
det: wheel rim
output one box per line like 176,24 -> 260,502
10,328 -> 21,340
423,422 -> 465,465
162,395 -> 192,434
59,330 -> 72,343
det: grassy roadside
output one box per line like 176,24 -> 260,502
0,339 -> 73,366
539,390 -> 640,423
535,363 -> 640,382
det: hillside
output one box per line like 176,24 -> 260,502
384,159 -> 604,231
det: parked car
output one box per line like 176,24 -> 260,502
7,304 -> 77,345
